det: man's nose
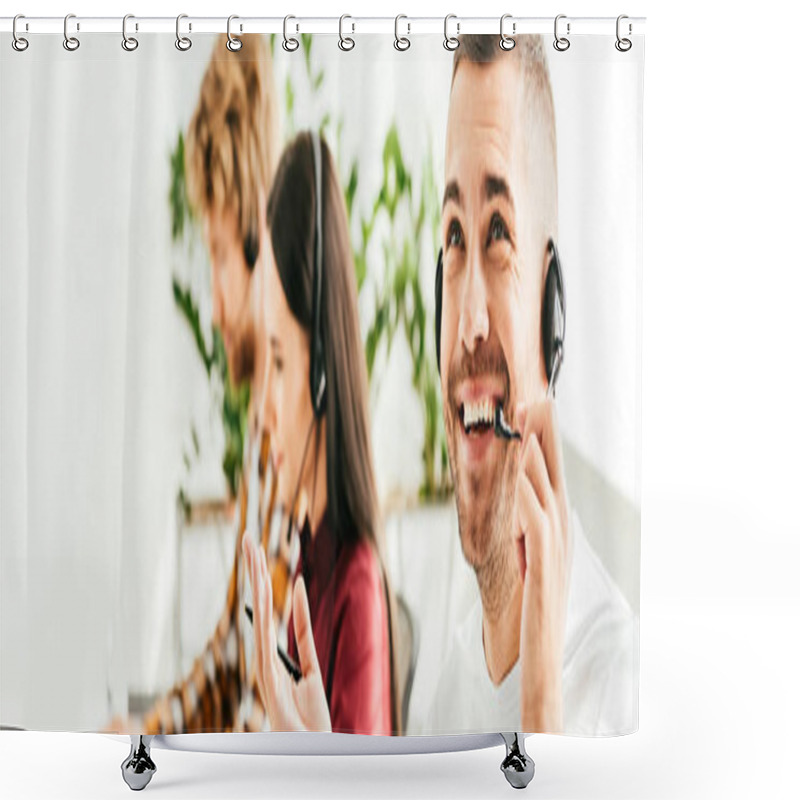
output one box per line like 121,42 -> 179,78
458,246 -> 490,354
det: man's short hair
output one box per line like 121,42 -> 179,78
185,34 -> 278,244
452,34 -> 558,235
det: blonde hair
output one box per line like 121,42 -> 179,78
185,34 -> 279,257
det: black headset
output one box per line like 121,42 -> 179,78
435,237 -> 565,391
309,130 -> 327,419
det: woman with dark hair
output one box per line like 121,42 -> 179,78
243,131 -> 400,735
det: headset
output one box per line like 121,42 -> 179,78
309,130 -> 327,419
435,237 -> 565,394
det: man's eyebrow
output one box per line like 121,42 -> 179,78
269,336 -> 282,352
442,180 -> 461,211
484,175 -> 513,209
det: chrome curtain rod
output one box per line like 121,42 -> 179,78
1,15 -> 645,36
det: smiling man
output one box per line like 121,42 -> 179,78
426,34 -> 636,736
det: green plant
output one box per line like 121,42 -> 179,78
350,126 -> 451,500
168,132 -> 250,502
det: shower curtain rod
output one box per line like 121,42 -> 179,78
1,15 -> 645,37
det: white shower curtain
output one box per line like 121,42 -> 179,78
1,27 -> 643,735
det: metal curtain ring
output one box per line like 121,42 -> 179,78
444,14 -> 459,51
394,15 -> 410,51
499,14 -> 515,51
227,15 -> 242,51
63,14 -> 80,51
554,14 -> 570,51
283,15 -> 299,52
615,14 -> 632,51
176,14 -> 192,51
339,14 -> 355,51
12,14 -> 29,52
121,14 -> 138,51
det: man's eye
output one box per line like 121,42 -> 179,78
275,358 -> 283,373
447,219 -> 464,250
488,213 -> 509,245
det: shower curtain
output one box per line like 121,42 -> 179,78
0,19 -> 643,738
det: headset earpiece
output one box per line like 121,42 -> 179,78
435,247 -> 444,374
541,238 -> 566,391
310,131 -> 327,419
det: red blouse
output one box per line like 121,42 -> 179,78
287,506 -> 392,735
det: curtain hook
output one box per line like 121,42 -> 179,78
176,14 -> 192,51
63,13 -> 80,51
554,14 -> 571,51
12,14 -> 29,52
500,14 -> 515,51
339,14 -> 355,51
615,15 -> 632,51
227,15 -> 242,51
122,14 -> 139,51
444,14 -> 459,51
394,15 -> 410,51
283,15 -> 299,52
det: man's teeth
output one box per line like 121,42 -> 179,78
463,398 -> 495,430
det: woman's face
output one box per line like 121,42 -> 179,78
262,237 -> 315,512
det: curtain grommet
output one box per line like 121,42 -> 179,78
615,15 -> 632,52
394,15 -> 410,51
121,14 -> 139,52
339,14 -> 355,51
500,14 -> 515,51
12,14 -> 29,52
283,15 -> 299,52
554,14 -> 571,52
226,15 -> 242,52
444,14 -> 459,51
176,14 -> 192,51
63,13 -> 80,52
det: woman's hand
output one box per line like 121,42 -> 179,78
243,535 -> 332,732
513,399 -> 572,733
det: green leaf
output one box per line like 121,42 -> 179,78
301,33 -> 313,74
172,278 -> 212,376
345,162 -> 359,220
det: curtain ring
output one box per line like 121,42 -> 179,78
122,14 -> 138,51
283,15 -> 299,52
63,13 -> 80,51
553,14 -> 571,51
394,15 -> 410,51
615,15 -> 632,52
499,14 -> 515,51
176,14 -> 192,51
444,14 -> 459,51
227,15 -> 242,51
12,14 -> 29,52
339,14 -> 355,51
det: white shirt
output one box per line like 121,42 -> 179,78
424,511 -> 638,735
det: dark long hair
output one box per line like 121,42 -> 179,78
267,131 -> 402,734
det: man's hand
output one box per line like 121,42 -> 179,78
243,535 -> 332,733
513,399 -> 572,733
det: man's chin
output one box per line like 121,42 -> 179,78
454,492 -> 496,569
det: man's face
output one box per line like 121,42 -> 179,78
441,59 -> 548,571
205,205 -> 255,387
